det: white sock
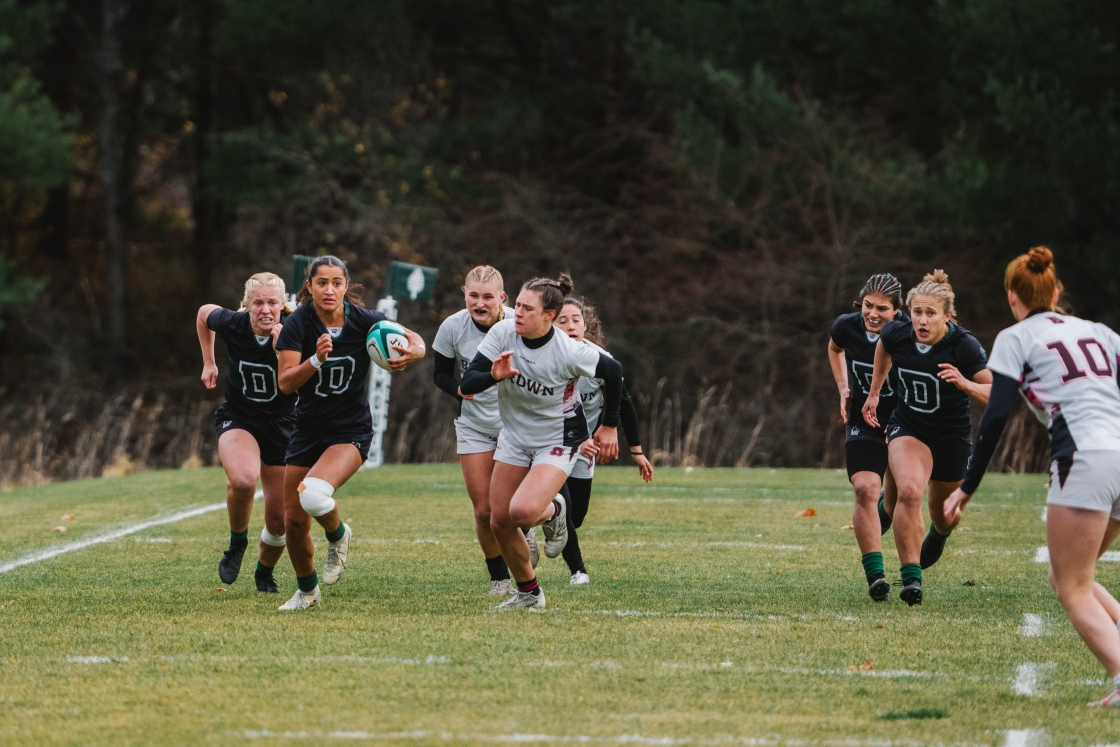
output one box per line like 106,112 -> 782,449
1113,672 -> 1120,691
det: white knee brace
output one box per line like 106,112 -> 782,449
298,477 -> 336,517
260,527 -> 286,547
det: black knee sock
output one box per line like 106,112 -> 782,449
485,554 -> 510,581
566,477 -> 592,528
562,523 -> 586,574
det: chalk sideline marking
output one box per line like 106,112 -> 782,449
242,730 -> 934,746
1034,547 -> 1120,563
0,490 -> 262,575
1019,614 -> 1045,638
1011,662 -> 1053,696
1004,730 -> 1047,747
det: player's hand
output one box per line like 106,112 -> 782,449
579,439 -> 599,459
862,394 -> 880,429
315,333 -> 333,363
839,387 -> 851,424
942,487 -> 972,525
388,329 -> 426,371
938,363 -> 968,390
201,363 -> 218,389
633,453 -> 653,482
457,386 -> 475,401
594,425 -> 619,464
491,351 -> 519,381
270,323 -> 283,351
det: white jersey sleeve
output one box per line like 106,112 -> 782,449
577,340 -> 610,431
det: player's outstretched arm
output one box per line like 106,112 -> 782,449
592,353 -> 623,464
460,351 -> 506,395
938,365 -> 993,405
944,372 -> 1019,522
861,340 -> 892,428
196,304 -> 221,389
827,339 -> 850,424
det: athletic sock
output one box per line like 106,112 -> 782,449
297,571 -> 319,592
550,499 -> 561,520
901,563 -> 922,584
230,529 -> 249,547
517,577 -> 541,596
877,497 -> 892,529
1113,673 -> 1120,692
861,552 -> 885,583
485,555 -> 510,581
325,523 -> 346,543
255,560 -> 274,577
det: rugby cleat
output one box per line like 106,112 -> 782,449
255,573 -> 279,594
868,577 -> 890,602
541,494 -> 569,558
920,528 -> 950,569
570,571 -> 590,586
278,586 -> 320,611
497,588 -> 546,610
1087,689 -> 1120,708
218,542 -> 247,585
900,579 -> 923,606
489,579 -> 513,597
322,523 -> 351,585
524,527 -> 540,568
878,493 -> 892,535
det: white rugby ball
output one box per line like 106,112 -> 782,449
366,320 -> 409,371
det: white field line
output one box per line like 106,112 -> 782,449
1034,546 -> 1120,563
1011,662 -> 1053,696
1019,614 -> 1046,638
1040,506 -> 1047,522
0,489 -> 262,575
242,730 -> 937,746
1004,730 -> 1047,747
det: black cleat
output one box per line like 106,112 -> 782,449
900,579 -> 923,606
878,493 -> 892,535
920,528 -> 950,569
255,573 -> 279,593
218,543 -> 247,585
868,577 -> 890,602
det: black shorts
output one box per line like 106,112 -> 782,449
886,424 -> 972,483
844,421 -> 888,479
285,426 -> 372,468
214,403 -> 294,467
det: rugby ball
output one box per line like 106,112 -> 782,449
366,320 -> 409,371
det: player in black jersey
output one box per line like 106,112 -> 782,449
555,297 -> 652,586
274,256 -> 426,611
197,272 -> 296,593
862,270 -> 991,606
827,273 -> 906,602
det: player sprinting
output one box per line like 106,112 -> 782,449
827,274 -> 907,602
196,272 -> 294,593
274,256 -> 426,611
862,270 -> 992,606
554,296 -> 652,585
460,273 -> 623,610
943,247 -> 1120,708
432,265 -> 539,597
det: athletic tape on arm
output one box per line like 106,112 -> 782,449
298,477 -> 337,517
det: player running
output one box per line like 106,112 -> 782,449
460,273 -> 623,610
432,265 -> 537,597
827,274 -> 906,602
196,272 -> 294,593
862,270 -> 991,606
943,247 -> 1120,708
274,256 -> 426,611
554,297 -> 652,585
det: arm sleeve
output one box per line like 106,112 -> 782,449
432,352 -> 461,400
431,318 -> 457,358
618,381 -> 641,446
275,310 -> 304,352
960,335 -> 989,380
206,308 -> 237,335
459,352 -> 497,395
829,315 -> 846,349
593,353 -> 623,428
960,372 -> 1020,494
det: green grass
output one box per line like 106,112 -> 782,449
0,465 -> 1117,745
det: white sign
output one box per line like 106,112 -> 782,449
362,296 -> 398,469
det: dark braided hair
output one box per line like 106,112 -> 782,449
521,273 -> 573,320
856,273 -> 902,310
562,296 -> 606,347
295,255 -> 365,307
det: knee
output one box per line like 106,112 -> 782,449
490,509 -> 514,534
227,473 -> 258,494
297,477 -> 336,517
895,481 -> 924,504
284,506 -> 311,535
473,504 -> 492,527
508,504 -> 536,529
852,481 -> 880,506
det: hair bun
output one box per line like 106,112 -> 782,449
557,272 -> 574,297
1026,246 -> 1053,273
923,269 -> 950,287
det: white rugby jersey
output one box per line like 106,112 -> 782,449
576,339 -> 611,432
476,320 -> 601,450
987,311 -> 1120,457
432,307 -> 514,436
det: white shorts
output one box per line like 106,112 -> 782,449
1047,450 -> 1120,520
494,430 -> 579,475
570,454 -> 595,480
455,419 -> 499,455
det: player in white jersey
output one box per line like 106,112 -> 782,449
432,265 -> 534,596
555,297 -> 652,585
460,273 -> 624,610
943,247 -> 1120,708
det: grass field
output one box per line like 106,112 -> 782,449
0,465 -> 1117,746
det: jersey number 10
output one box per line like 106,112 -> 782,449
1045,338 -> 1113,383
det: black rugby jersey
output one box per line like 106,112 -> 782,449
207,308 -> 297,419
830,311 -> 907,430
879,319 -> 988,442
276,301 -> 386,434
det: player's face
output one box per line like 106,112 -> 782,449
464,281 -> 504,326
909,294 -> 949,345
860,292 -> 896,335
555,303 -> 586,341
307,266 -> 347,312
514,289 -> 554,338
247,287 -> 285,335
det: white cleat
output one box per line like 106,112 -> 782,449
278,586 -> 321,611
489,579 -> 513,597
322,523 -> 351,585
524,527 -> 540,569
570,571 -> 590,585
497,588 -> 546,610
1088,689 -> 1120,707
542,493 -> 568,558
